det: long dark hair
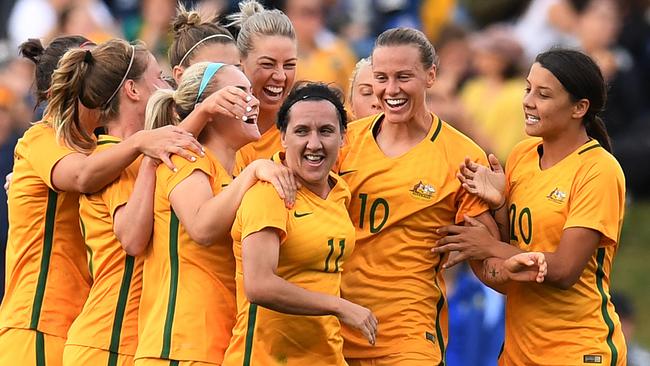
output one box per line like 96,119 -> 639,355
535,49 -> 612,152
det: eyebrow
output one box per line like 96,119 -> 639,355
525,79 -> 552,91
258,56 -> 298,63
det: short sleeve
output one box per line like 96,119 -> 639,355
103,159 -> 141,219
239,182 -> 288,243
564,160 -> 625,246
159,154 -> 214,199
27,125 -> 78,190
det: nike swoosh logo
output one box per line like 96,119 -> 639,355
339,170 -> 357,176
293,211 -> 313,218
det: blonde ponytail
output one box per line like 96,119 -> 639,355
145,89 -> 180,130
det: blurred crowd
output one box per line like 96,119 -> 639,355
0,0 -> 649,363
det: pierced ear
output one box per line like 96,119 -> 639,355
572,98 -> 590,119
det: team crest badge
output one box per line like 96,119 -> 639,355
410,181 -> 435,200
547,187 -> 567,204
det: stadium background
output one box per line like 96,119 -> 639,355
0,0 -> 648,356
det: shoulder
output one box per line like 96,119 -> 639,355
506,138 -> 542,167
437,117 -> 486,158
575,144 -> 625,183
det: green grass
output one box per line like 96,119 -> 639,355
612,200 -> 650,348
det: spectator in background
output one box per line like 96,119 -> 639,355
7,0 -> 114,48
459,25 -> 527,162
611,292 -> 650,366
283,0 -> 357,99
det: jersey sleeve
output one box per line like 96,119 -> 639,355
159,154 -> 213,199
239,182 -> 288,243
103,160 -> 141,220
27,125 -> 78,190
454,151 -> 491,223
563,160 -> 625,246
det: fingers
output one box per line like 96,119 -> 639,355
364,312 -> 378,345
269,177 -> 287,200
488,154 -> 504,173
167,145 -> 198,163
443,252 -> 467,269
160,153 -> 177,172
460,164 -> 476,179
431,243 -> 460,254
436,225 -> 464,236
462,214 -> 485,228
464,156 -> 480,172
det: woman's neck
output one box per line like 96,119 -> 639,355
200,128 -> 238,176
105,117 -> 141,140
540,126 -> 590,169
258,106 -> 279,135
376,109 -> 433,157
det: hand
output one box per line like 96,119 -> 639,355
250,159 -> 298,208
504,252 -> 547,283
197,86 -> 259,123
135,125 -> 204,171
4,172 -> 12,192
433,215 -> 495,268
337,298 -> 378,346
457,154 -> 506,210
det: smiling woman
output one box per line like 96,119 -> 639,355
226,0 -> 298,172
222,83 -> 377,366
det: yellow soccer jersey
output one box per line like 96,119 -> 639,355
234,126 -> 282,173
499,138 -> 626,366
0,122 -> 91,338
66,135 -> 143,356
338,113 -> 490,361
135,150 -> 236,364
223,159 -> 355,366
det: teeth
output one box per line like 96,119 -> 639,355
305,154 -> 323,162
526,114 -> 540,122
386,98 -> 407,107
264,86 -> 283,94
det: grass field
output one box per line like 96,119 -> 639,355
612,199 -> 650,348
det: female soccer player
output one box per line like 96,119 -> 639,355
436,49 -> 627,365
227,0 -> 298,171
337,27 -> 503,366
222,82 -> 376,366
135,62 -> 296,366
348,57 -> 382,120
169,4 -> 240,83
0,38 -> 202,366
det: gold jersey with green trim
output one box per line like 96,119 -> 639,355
135,150 -> 236,364
500,138 -> 626,366
0,122 -> 91,338
337,113 -> 490,361
66,135 -> 143,357
223,153 -> 355,366
234,126 -> 282,174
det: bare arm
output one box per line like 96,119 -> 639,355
114,157 -> 158,256
169,160 -> 297,246
51,126 -> 202,193
242,228 -> 377,344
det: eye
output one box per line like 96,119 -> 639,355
284,63 -> 296,70
294,127 -> 308,135
261,62 -> 274,69
374,75 -> 387,83
524,87 -> 531,94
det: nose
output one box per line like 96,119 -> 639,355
306,131 -> 322,150
371,98 -> 382,111
386,78 -> 399,96
523,90 -> 534,110
272,67 -> 287,82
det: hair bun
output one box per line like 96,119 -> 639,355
19,38 -> 45,64
172,5 -> 203,34
226,0 -> 264,28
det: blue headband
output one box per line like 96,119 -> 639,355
195,62 -> 225,104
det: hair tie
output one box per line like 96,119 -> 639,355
83,50 -> 93,64
195,62 -> 225,104
104,45 -> 136,108
177,34 -> 233,67
80,41 -> 96,49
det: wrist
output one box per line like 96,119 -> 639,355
490,198 -> 506,211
